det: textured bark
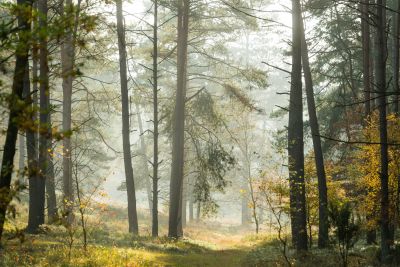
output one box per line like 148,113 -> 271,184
46,153 -> 58,223
288,0 -> 308,251
0,0 -> 32,241
375,0 -> 391,262
36,0 -> 50,231
393,0 -> 400,113
168,0 -> 189,238
300,14 -> 328,248
61,0 -> 81,225
27,7 -> 40,232
361,0 -> 372,117
152,0 -> 159,237
18,134 -> 25,184
116,0 -> 138,234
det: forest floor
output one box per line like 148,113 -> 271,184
0,205 -> 388,266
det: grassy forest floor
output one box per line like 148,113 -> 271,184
0,204 -> 391,266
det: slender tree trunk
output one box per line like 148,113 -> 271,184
168,0 -> 190,238
37,0 -> 50,231
182,178 -> 187,228
300,13 -> 328,248
362,0 -> 372,117
288,0 -> 308,251
116,0 -> 138,234
135,103 -> 153,216
361,0 -> 377,244
393,0 -> 400,113
189,190 -> 194,222
27,5 -> 40,232
61,0 -> 79,225
375,0 -> 391,262
46,149 -> 58,223
196,201 -> 201,222
152,0 -> 159,238
0,0 -> 32,241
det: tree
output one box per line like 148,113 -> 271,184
168,0 -> 190,238
288,0 -> 308,251
300,10 -> 328,248
151,0 -> 160,237
0,0 -> 32,241
375,0 -> 391,262
27,0 -> 49,233
116,0 -> 139,234
61,0 -> 81,225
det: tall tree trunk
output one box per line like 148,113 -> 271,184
61,0 -> 81,225
375,0 -> 391,262
27,5 -> 40,232
152,0 -> 159,238
300,13 -> 328,248
135,103 -> 152,215
36,0 -> 50,231
116,0 -> 138,234
0,0 -> 32,241
288,0 -> 308,251
362,0 -> 372,117
168,0 -> 190,238
393,0 -> 400,113
361,0 -> 377,244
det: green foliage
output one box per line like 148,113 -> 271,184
329,201 -> 359,267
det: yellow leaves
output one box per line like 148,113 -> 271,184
354,112 -> 400,222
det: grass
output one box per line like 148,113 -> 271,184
0,204 -> 393,267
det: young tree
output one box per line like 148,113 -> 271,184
288,0 -> 308,251
116,0 -> 139,234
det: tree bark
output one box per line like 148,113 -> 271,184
300,13 -> 328,248
116,0 -> 138,234
375,0 -> 391,262
168,0 -> 190,238
393,0 -> 400,113
288,0 -> 308,251
0,0 -> 32,241
18,134 -> 25,185
61,0 -> 81,226
27,6 -> 40,232
152,0 -> 159,237
135,103 -> 152,215
362,0 -> 372,117
36,0 -> 50,230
